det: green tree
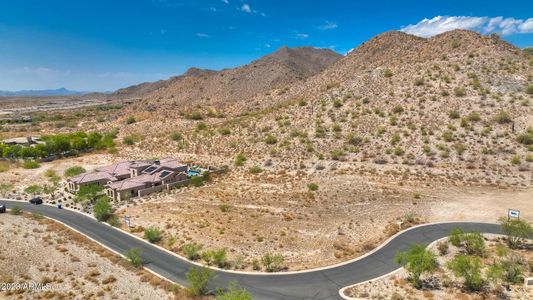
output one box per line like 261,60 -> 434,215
125,248 -> 143,268
447,255 -> 484,291
499,217 -> 533,249
395,244 -> 438,288
75,184 -> 103,203
216,282 -> 253,300
186,267 -> 213,296
144,227 -> 162,243
93,196 -> 112,221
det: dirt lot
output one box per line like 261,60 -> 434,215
0,213 -> 180,299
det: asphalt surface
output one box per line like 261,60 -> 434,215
0,199 -> 501,300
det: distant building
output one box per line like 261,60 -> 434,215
67,158 -> 190,201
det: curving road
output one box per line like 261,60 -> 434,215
0,199 -> 501,300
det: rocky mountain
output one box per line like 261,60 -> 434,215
114,29 -> 532,187
121,46 -> 342,110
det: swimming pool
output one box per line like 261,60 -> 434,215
187,169 -> 201,177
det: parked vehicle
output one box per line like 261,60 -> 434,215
29,197 -> 43,205
0,204 -> 5,213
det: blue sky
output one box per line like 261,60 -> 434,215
0,0 -> 531,91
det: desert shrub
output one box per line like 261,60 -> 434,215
384,69 -> 393,78
125,116 -> 136,124
333,99 -> 343,108
510,155 -> 521,165
24,184 -> 42,195
219,204 -> 231,212
93,196 -> 112,221
262,253 -> 285,272
462,232 -> 485,256
390,133 -> 400,145
125,248 -> 143,267
454,87 -> 466,97
9,206 -> 22,215
347,133 -> 363,146
448,110 -> 460,119
123,136 -> 135,145
330,149 -> 344,160
449,228 -> 464,247
170,132 -> 183,141
183,243 -> 202,260
106,214 -> 120,227
466,112 -> 481,122
495,110 -> 512,124
234,153 -> 247,167
307,183 -> 319,191
499,217 -> 533,249
447,255 -> 484,291
264,134 -> 278,144
190,176 -> 204,187
248,166 -> 263,174
143,227 -> 162,243
526,84 -> 533,94
392,105 -> 404,114
212,248 -> 228,268
188,112 -> 203,120
437,241 -> 449,255
22,161 -> 40,169
64,166 -> 86,177
218,128 -> 231,135
517,128 -> 533,145
487,259 -> 524,285
414,78 -> 424,86
442,130 -> 455,142
216,282 -> 253,300
196,122 -> 207,130
395,244 -> 438,288
186,267 -> 213,296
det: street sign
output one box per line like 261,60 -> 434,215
124,216 -> 131,228
508,209 -> 520,219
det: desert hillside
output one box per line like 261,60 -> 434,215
113,46 -> 342,108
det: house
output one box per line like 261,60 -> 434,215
67,158 -> 190,201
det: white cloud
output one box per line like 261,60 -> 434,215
238,3 -> 264,15
160,29 -> 167,34
8,66 -> 70,76
318,21 -> 338,30
294,33 -> 309,39
401,16 -> 533,38
241,4 -> 251,13
221,0 -> 228,4
196,33 -> 210,38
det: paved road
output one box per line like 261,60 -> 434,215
0,199 -> 501,300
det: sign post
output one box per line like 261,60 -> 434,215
124,215 -> 131,228
508,209 -> 520,220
